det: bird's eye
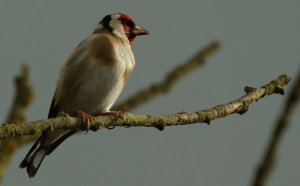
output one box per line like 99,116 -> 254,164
122,20 -> 129,25
122,19 -> 134,27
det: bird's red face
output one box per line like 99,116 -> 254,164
119,14 -> 149,45
98,13 -> 149,45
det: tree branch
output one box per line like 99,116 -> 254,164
0,41 -> 219,146
0,65 -> 35,182
12,41 -> 220,144
113,41 -> 220,111
0,74 -> 290,140
251,69 -> 300,186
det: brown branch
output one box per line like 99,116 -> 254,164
0,41 -> 220,162
13,41 -> 220,143
113,41 -> 220,111
5,65 -> 35,123
0,74 -> 290,140
0,65 -> 35,182
251,69 -> 300,186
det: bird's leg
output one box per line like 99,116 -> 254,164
75,109 -> 96,133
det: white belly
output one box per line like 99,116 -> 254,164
75,63 -> 126,114
56,43 -> 135,115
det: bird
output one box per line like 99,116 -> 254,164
19,13 -> 149,178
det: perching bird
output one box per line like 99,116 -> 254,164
19,13 -> 149,178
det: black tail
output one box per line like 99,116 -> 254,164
20,95 -> 77,178
19,130 -> 76,178
19,134 -> 47,178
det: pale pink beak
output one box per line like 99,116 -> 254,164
133,26 -> 149,36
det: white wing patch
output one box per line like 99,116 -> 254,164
26,140 -> 42,162
33,150 -> 46,168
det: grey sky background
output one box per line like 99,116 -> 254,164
0,0 -> 299,186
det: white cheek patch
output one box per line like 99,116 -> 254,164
111,14 -> 121,19
109,20 -> 125,37
109,19 -> 119,29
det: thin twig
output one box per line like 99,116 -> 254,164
0,74 -> 290,140
251,69 -> 300,186
0,65 -> 35,182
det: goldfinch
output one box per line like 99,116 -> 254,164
19,13 -> 149,178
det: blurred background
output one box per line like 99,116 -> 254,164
0,0 -> 299,185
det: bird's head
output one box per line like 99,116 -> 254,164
96,13 -> 149,45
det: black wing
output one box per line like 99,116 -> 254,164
48,92 -> 60,119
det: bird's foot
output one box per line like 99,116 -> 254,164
75,109 -> 96,133
98,111 -> 124,129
